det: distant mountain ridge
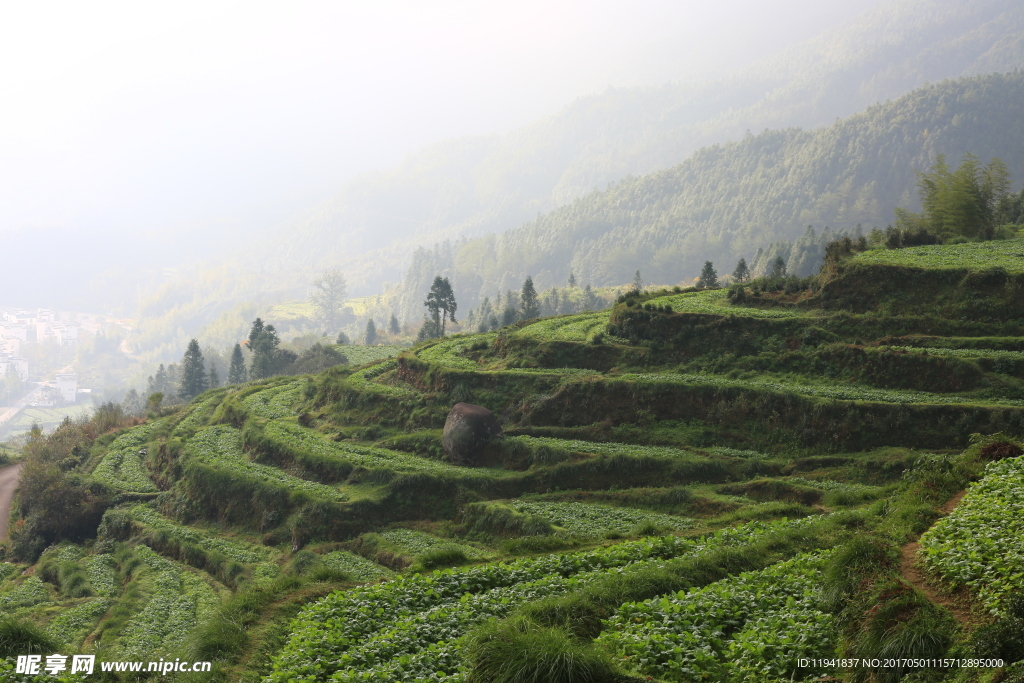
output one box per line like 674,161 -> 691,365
416,72 -> 1024,304
253,0 -> 1024,291
130,0 -> 1024,365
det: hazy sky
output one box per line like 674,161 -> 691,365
0,0 -> 885,236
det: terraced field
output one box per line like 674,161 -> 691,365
3,242 -> 1024,682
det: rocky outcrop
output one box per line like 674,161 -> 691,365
442,403 -> 502,467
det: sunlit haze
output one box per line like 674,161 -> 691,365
0,0 -> 882,234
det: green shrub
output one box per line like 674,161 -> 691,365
0,616 -> 60,657
464,616 -> 621,683
416,546 -> 469,570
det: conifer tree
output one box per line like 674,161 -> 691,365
568,271 -> 577,288
631,270 -> 644,293
769,256 -> 788,279
732,258 -> 750,283
228,343 -> 247,384
208,363 -> 220,389
178,339 -> 208,399
388,314 -> 401,335
365,318 -> 378,345
582,284 -> 599,311
520,276 -> 539,319
336,331 -> 350,345
424,276 -> 457,336
696,261 -> 718,289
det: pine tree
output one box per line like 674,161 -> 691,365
228,343 -> 247,384
582,284 -> 599,311
208,363 -> 220,389
388,314 -> 401,335
732,258 -> 750,283
424,276 -> 457,336
520,276 -> 539,319
696,261 -> 718,289
568,271 -> 577,288
365,318 -> 378,345
178,339 -> 208,399
769,256 -> 787,279
631,270 -> 644,293
336,331 -> 350,345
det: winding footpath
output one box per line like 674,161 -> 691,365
0,462 -> 22,540
898,490 -> 979,626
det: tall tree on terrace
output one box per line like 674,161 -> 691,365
567,271 -> 577,288
732,258 -> 750,283
310,270 -> 348,333
178,339 -> 208,399
247,319 -> 295,379
365,318 -> 378,345
423,276 -> 457,336
631,270 -> 644,293
227,343 -> 247,384
696,261 -> 718,290
208,363 -> 220,389
388,314 -> 401,335
520,276 -> 539,320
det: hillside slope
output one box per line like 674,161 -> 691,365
126,0 -> 1024,361
413,72 -> 1024,302
4,238 -> 1024,680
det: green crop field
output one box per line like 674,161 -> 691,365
4,236 -> 1024,682
851,237 -> 1024,272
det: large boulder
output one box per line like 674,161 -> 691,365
442,403 -> 503,466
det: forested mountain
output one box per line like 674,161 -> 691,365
251,0 -> 1024,288
126,0 -> 1024,364
394,72 -> 1024,310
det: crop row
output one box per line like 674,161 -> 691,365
377,529 -> 491,560
265,420 -> 509,478
86,554 -> 117,597
124,504 -> 274,564
787,477 -> 880,494
648,289 -> 818,319
173,394 -> 222,435
596,551 -> 836,682
516,313 -> 609,341
883,345 -> 1024,361
344,359 -> 416,396
621,371 -> 1024,406
852,237 -> 1024,273
509,435 -> 706,463
188,425 -> 349,502
114,546 -> 219,661
919,454 -> 1024,614
268,516 -> 825,682
91,448 -> 158,493
45,597 -> 112,648
508,500 -> 692,538
242,382 -> 303,419
0,575 -> 53,611
341,345 -> 405,367
320,551 -> 394,582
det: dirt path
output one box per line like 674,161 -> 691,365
898,490 -> 980,626
0,462 -> 23,540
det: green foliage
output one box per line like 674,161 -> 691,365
179,338 -> 209,400
852,235 -> 1024,272
920,450 -> 1024,613
596,552 -> 837,682
506,501 -> 692,539
464,616 -> 620,683
0,615 -> 60,657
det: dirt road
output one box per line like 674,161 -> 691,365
0,462 -> 22,540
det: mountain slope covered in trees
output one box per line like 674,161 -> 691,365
255,0 -> 1024,286
396,71 -> 1024,307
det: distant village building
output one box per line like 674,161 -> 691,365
56,373 -> 78,403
